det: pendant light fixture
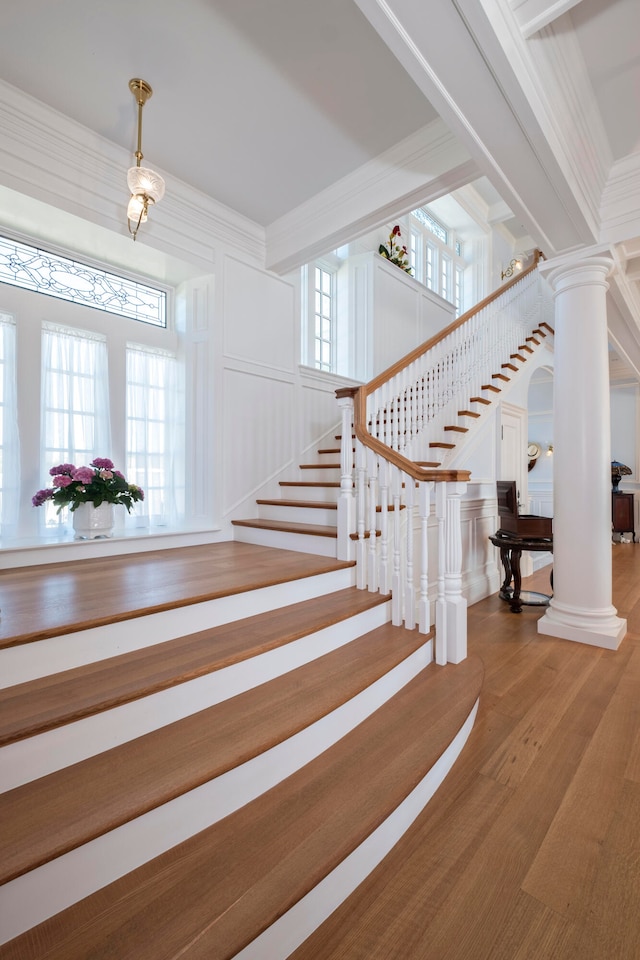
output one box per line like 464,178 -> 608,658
127,78 -> 165,240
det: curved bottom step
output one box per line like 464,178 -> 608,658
0,656 -> 483,960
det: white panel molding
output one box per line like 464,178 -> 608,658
0,78 -> 265,271
265,120 -> 478,274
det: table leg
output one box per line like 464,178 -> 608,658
510,548 -> 523,613
498,546 -> 513,600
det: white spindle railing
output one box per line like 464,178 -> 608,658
335,256 -> 553,664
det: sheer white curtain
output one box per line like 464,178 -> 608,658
0,314 -> 19,538
40,323 -> 110,531
126,344 -> 184,528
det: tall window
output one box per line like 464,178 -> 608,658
410,208 -> 466,314
40,323 -> 110,530
126,345 -> 183,526
0,314 -> 19,534
313,265 -> 335,371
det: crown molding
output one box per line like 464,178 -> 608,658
0,78 -> 265,274
265,120 -> 478,274
482,0 -> 610,237
600,152 -> 640,246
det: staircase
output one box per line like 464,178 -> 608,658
0,544 -> 482,959
231,322 -> 554,559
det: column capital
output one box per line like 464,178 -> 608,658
540,254 -> 613,295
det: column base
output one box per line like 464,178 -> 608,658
537,600 -> 627,650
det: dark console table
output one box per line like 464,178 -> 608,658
612,492 -> 635,541
489,532 -> 553,614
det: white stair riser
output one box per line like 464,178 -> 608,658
278,486 -> 341,503
0,602 -> 391,790
0,567 -> 355,688
258,504 -> 337,525
233,525 -> 337,557
298,467 -> 341,483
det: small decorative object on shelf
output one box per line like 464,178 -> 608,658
32,458 -> 144,539
378,225 -> 412,274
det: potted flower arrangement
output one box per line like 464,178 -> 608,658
378,225 -> 412,274
32,458 -> 144,538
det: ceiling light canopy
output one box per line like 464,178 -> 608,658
127,78 -> 165,241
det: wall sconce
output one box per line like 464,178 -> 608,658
546,444 -> 553,457
127,79 -> 165,241
501,257 -> 523,281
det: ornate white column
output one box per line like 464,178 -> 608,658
538,256 -> 626,649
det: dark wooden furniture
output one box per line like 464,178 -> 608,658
612,491 -> 635,542
491,481 -> 553,613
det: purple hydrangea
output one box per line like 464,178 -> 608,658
32,488 -> 54,507
91,457 -> 114,470
52,475 -> 74,488
49,463 -> 75,477
72,467 -> 95,484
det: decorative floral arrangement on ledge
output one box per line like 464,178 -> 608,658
378,225 -> 412,274
32,458 -> 144,513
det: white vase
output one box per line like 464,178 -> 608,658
72,502 -> 115,539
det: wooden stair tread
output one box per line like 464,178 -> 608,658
3,657 -> 483,960
300,462 -> 340,470
458,410 -> 481,418
429,442 -> 456,450
280,481 -> 341,489
481,384 -> 501,392
0,588 -> 384,748
525,336 -> 540,345
444,425 -> 468,433
492,373 -> 510,382
469,396 -> 492,405
518,344 -> 534,353
510,353 -> 526,362
0,544 -> 354,650
232,518 -> 337,538
540,321 -> 555,334
501,362 -> 518,371
415,460 -> 441,467
256,499 -> 337,510
0,616 -> 432,888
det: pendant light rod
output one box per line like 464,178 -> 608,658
126,78 -> 164,241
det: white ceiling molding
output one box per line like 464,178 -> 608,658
265,121 -> 478,274
481,0 -> 610,239
352,0 -> 597,255
0,79 -> 265,276
600,153 -> 640,246
510,0 -> 585,39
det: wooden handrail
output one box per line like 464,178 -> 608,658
364,250 -> 545,396
344,250 -> 545,480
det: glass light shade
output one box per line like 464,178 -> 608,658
127,195 -> 148,224
127,166 -> 165,203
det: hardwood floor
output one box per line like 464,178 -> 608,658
290,544 -> 640,960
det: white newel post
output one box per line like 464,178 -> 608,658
537,256 -> 626,649
336,391 -> 355,562
435,482 -> 447,665
443,481 -> 468,664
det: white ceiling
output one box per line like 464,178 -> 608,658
1,0 -> 639,365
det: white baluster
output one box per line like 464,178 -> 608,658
418,480 -> 431,634
355,438 -> 367,590
336,393 -> 355,561
391,465 -> 403,626
435,481 -> 447,665
378,458 -> 391,595
367,446 -> 378,593
404,471 -> 415,630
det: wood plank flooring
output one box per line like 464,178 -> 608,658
290,545 -> 640,960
